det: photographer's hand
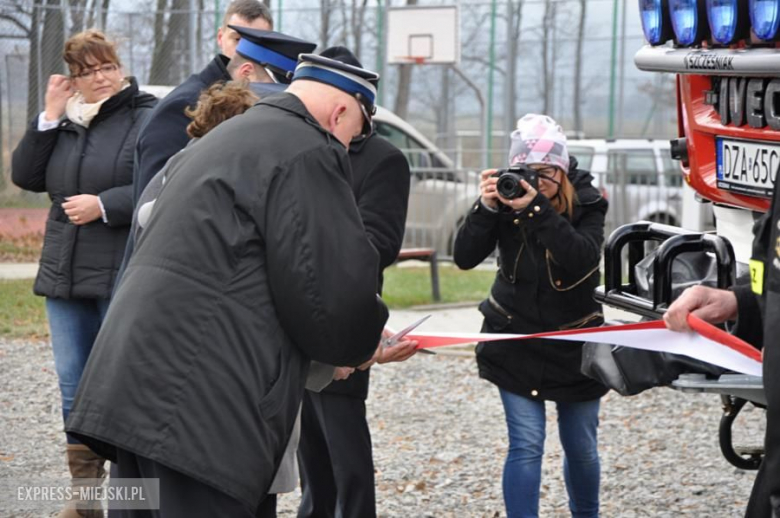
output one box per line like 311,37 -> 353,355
479,169 -> 500,209
498,179 -> 538,212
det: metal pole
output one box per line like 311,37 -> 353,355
504,0 -> 515,143
453,65 -> 486,170
129,13 -> 135,78
617,0 -> 628,136
215,0 -> 221,54
189,0 -> 198,75
375,0 -> 384,106
608,0 -> 619,138
277,0 -> 283,32
0,60 -> 4,180
36,5 -> 43,113
6,55 -> 14,176
485,0 -> 498,169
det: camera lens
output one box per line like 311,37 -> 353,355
497,172 -> 526,199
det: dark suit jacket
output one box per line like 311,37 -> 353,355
322,132 -> 411,400
132,54 -> 231,205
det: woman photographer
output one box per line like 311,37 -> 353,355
454,114 -> 608,518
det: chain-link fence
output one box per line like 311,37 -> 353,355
0,0 -> 676,205
402,146 -> 713,259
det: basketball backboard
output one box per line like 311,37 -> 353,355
387,5 -> 460,65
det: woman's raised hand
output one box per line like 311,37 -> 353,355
44,75 -> 74,122
480,169 -> 500,209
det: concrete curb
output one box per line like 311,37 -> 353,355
0,263 -> 38,280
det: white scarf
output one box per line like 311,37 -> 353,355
66,79 -> 130,128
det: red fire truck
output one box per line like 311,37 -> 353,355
595,1 -> 776,470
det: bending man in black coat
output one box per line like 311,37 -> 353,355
296,128 -> 413,518
66,51 -> 388,518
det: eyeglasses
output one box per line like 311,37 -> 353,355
535,167 -> 559,182
355,93 -> 375,139
73,63 -> 119,81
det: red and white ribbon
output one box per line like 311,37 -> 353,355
409,315 -> 762,377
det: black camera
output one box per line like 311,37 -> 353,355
492,165 -> 539,199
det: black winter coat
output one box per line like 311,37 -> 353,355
454,161 -> 609,402
132,54 -> 231,204
11,78 -> 157,299
322,132 -> 411,400
65,93 -> 389,509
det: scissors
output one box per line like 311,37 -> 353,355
382,314 -> 434,354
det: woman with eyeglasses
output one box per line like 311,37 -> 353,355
454,114 -> 609,518
11,29 -> 156,517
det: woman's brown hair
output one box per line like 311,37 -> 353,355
185,81 -> 259,139
551,169 -> 577,219
63,29 -> 121,76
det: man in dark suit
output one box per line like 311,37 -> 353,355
132,0 -> 316,204
295,48 -> 415,518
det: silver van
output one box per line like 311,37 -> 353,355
567,139 -> 685,233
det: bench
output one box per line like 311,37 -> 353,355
395,248 -> 441,302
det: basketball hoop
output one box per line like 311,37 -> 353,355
397,56 -> 428,65
387,5 -> 459,66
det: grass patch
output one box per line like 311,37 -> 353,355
383,264 -> 495,309
0,233 -> 43,262
0,265 -> 495,340
0,279 -> 47,340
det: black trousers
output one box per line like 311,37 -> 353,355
107,448 -> 276,518
746,342 -> 780,518
297,391 -> 375,518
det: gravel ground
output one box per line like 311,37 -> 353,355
0,337 -> 765,517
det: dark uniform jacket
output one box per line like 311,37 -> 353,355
732,195 -> 779,517
321,132 -> 411,400
11,78 -> 157,299
454,160 -> 609,402
65,93 -> 388,509
132,54 -> 231,204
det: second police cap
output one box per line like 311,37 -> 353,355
292,46 -> 380,115
229,25 -> 316,83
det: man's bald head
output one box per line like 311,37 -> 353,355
286,80 -> 365,149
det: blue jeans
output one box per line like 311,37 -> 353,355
499,389 -> 601,518
46,297 -> 110,444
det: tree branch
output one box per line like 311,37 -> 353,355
0,12 -> 30,35
462,53 -> 506,76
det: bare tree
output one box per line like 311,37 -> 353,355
148,0 -> 190,85
573,0 -> 587,133
0,1 -> 62,120
393,0 -> 418,120
68,0 -> 88,33
320,0 -> 333,48
504,0 -> 524,137
349,0 -> 368,60
540,0 -> 554,115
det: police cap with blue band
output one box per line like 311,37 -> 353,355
229,25 -> 316,84
292,46 -> 380,117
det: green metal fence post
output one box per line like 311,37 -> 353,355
485,0 -> 498,169
608,0 -> 619,138
376,0 -> 384,106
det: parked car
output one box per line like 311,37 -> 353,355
142,85 -> 470,256
567,139 -> 689,233
373,108 -> 479,256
